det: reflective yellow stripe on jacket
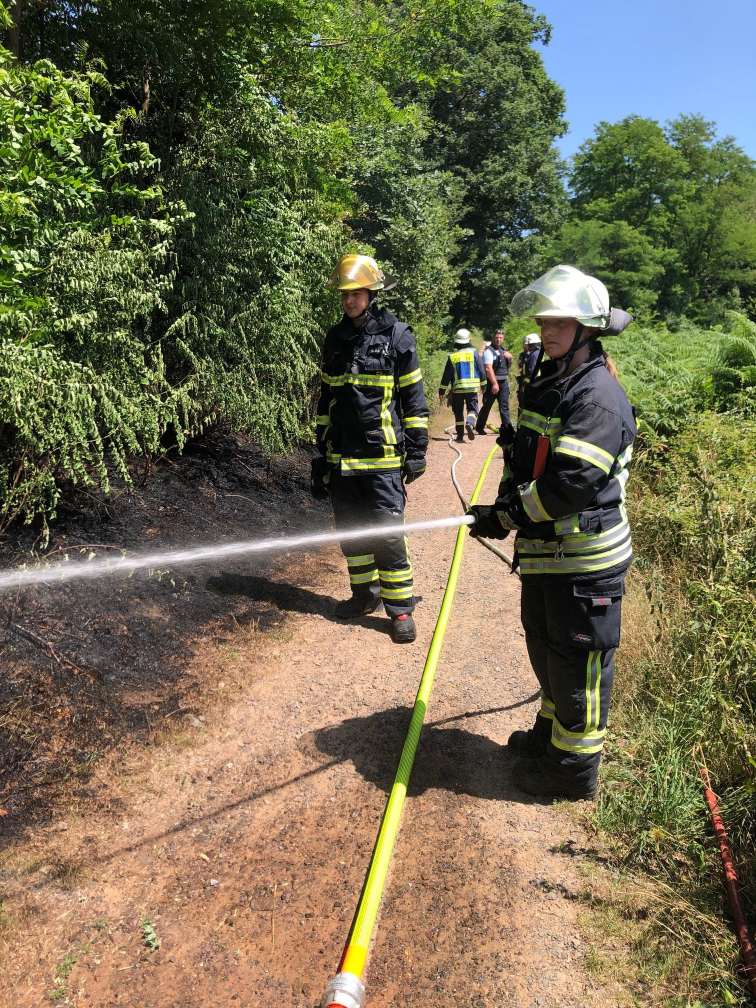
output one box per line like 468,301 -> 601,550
321,372 -> 395,389
517,523 -> 633,575
398,368 -> 423,388
449,348 -> 480,393
555,435 -> 615,475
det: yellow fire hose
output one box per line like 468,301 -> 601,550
321,443 -> 501,1008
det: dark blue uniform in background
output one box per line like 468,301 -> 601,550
476,343 -> 511,433
315,305 -> 428,616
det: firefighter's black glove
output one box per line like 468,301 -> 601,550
403,457 -> 426,485
498,489 -> 530,530
310,457 -> 331,500
466,505 -> 510,540
497,421 -> 516,447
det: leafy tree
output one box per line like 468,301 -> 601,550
161,73 -> 346,449
564,114 -> 756,319
1,0 -> 571,524
17,1 -> 309,150
0,33 -> 187,528
286,0 -> 567,328
666,116 -> 756,315
544,219 -> 667,316
416,1 -> 567,327
571,116 -> 687,236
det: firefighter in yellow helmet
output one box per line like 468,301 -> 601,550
311,254 -> 429,644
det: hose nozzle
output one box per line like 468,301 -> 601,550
321,972 -> 365,1008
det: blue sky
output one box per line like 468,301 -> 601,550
533,0 -> 756,163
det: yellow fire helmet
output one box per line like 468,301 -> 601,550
329,253 -> 393,291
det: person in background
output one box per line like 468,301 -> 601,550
468,265 -> 636,801
438,328 -> 484,441
477,336 -> 491,376
517,332 -> 542,404
476,328 -> 513,435
311,253 -> 428,645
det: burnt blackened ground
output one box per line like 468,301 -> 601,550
0,429 -> 327,832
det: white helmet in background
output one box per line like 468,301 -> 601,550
454,328 -> 472,345
524,332 -> 541,347
511,265 -> 610,329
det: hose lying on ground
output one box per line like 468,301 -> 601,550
320,442 -> 501,1008
699,759 -> 756,999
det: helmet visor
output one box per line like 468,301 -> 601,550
510,265 -> 609,326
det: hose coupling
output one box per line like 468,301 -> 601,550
321,971 -> 366,1008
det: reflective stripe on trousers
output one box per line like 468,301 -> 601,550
330,469 -> 415,617
451,392 -> 479,434
520,572 -> 625,790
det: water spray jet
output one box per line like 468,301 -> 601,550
0,515 -> 474,594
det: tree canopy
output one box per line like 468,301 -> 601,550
0,0 -> 567,526
549,114 -> 756,318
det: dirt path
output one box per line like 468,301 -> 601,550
1,420 -> 631,1008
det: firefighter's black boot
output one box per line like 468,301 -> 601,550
466,421 -> 475,441
507,728 -> 548,758
390,613 -> 416,644
507,713 -> 551,757
334,594 -> 382,619
511,757 -> 597,801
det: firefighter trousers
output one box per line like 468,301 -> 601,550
451,392 -> 479,437
329,469 -> 414,617
476,380 -> 510,432
520,572 -> 625,791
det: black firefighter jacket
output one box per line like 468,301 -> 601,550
315,305 -> 429,474
496,352 -> 636,577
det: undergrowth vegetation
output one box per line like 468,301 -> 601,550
597,311 -> 756,1006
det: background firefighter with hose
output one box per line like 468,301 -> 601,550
469,264 -> 636,800
311,254 -> 429,645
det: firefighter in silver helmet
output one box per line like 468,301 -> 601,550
311,254 -> 429,645
469,265 -> 636,800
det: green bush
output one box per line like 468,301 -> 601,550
710,312 -> 756,413
597,319 -> 756,1006
160,72 -> 346,455
0,44 -> 187,531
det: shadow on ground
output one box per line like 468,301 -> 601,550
2,694 -> 542,888
308,698 -> 541,804
207,572 -> 425,635
0,435 -> 329,832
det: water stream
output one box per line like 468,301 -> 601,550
0,514 -> 474,594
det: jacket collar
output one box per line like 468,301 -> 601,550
524,352 -> 606,411
334,304 -> 397,341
